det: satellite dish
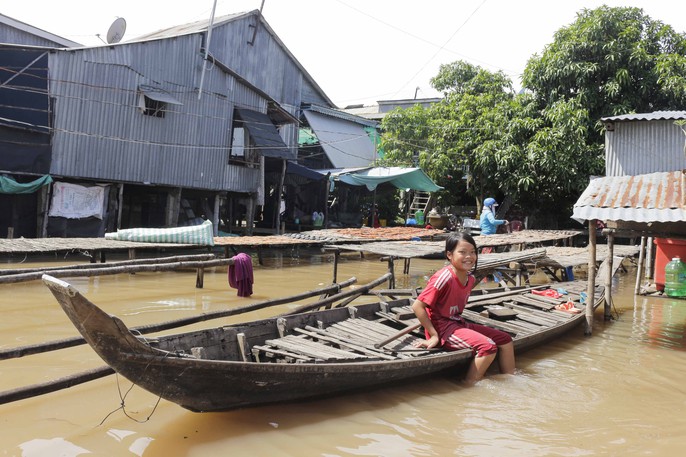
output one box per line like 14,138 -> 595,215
106,17 -> 126,44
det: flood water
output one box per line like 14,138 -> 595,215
1,249 -> 685,456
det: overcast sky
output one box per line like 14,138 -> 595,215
4,0 -> 686,107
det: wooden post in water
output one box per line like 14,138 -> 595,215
604,229 -> 614,320
585,219 -> 597,336
332,250 -> 340,284
634,236 -> 647,295
196,266 -> 205,288
387,257 -> 396,289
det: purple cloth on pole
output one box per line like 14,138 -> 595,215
228,253 -> 254,297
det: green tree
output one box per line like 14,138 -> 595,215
381,61 -> 537,212
523,6 -> 686,132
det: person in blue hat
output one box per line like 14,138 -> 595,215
479,197 -> 508,235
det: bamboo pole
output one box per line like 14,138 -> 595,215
604,229 -> 614,320
283,273 -> 392,315
0,277 -> 358,361
585,220 -> 597,336
374,322 -> 422,349
0,366 -> 113,406
0,253 -> 217,276
0,257 -> 235,284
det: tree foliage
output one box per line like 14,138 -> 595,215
523,6 -> 686,129
380,6 -> 686,226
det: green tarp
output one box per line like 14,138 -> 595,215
336,167 -> 442,192
0,175 -> 53,194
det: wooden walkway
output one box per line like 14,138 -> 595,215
0,227 -> 448,264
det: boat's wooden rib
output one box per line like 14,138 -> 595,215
41,274 -> 605,412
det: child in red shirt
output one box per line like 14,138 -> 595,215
412,232 -> 515,383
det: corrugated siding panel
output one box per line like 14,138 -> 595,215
605,120 -> 686,176
209,16 -> 304,111
48,36 -> 261,193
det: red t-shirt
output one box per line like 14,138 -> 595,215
417,265 -> 475,320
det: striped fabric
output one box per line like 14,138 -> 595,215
105,220 -> 214,246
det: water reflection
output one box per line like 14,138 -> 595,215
2,255 -> 686,456
632,297 -> 686,350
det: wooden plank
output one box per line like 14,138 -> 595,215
510,296 -> 556,310
522,292 -> 567,305
461,310 -> 531,335
251,344 -> 313,363
505,303 -> 568,324
296,327 -> 399,360
264,335 -> 370,361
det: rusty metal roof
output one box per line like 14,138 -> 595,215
572,170 -> 686,223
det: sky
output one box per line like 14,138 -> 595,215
3,0 -> 686,107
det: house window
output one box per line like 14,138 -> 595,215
229,120 -> 259,167
142,96 -> 166,118
137,85 -> 182,119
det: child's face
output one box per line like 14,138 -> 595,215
447,239 -> 477,273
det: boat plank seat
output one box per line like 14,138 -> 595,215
261,335 -> 373,362
295,327 -> 399,360
506,303 -> 570,324
461,309 -> 531,335
330,318 -> 425,353
510,296 -> 556,310
251,344 -> 315,363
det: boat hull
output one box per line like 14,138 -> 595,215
42,275 -> 597,412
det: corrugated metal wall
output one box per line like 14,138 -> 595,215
48,35 -> 265,193
605,120 -> 686,176
209,15 -> 329,109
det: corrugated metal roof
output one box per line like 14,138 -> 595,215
0,13 -> 81,48
601,111 -> 686,122
304,104 -> 379,128
132,12 -> 246,41
572,170 -> 686,223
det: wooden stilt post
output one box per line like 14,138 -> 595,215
585,219 -> 597,336
604,229 -> 614,320
387,257 -> 395,289
196,267 -> 205,288
634,236 -> 646,295
332,250 -> 340,284
645,236 -> 654,282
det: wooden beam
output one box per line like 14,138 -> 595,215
585,219 -> 597,335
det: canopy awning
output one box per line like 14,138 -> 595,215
138,85 -> 183,105
286,161 -> 328,181
302,109 -> 377,168
335,167 -> 442,192
285,164 -> 441,192
235,108 -> 295,160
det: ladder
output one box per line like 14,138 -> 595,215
408,191 -> 432,217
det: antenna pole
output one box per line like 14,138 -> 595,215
198,0 -> 218,100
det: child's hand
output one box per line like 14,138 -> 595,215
413,335 -> 440,349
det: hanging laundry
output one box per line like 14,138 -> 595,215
228,253 -> 254,297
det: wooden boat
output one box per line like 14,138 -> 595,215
42,274 -> 602,412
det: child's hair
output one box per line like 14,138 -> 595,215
445,231 -> 478,273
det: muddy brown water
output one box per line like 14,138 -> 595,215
1,250 -> 685,456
